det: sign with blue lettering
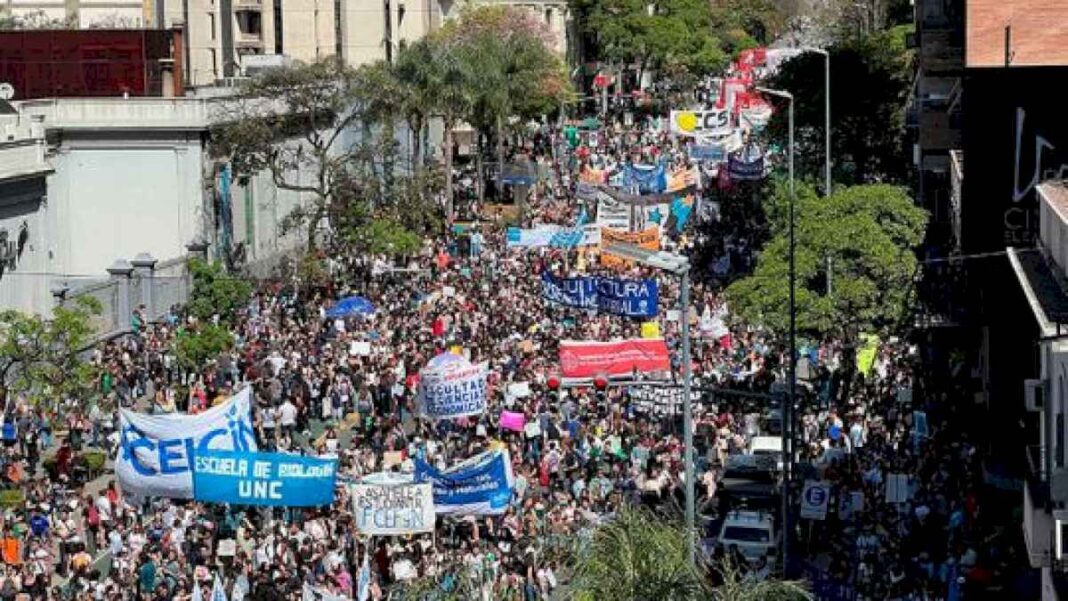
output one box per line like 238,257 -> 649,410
414,449 -> 515,515
192,449 -> 338,507
541,272 -> 659,318
417,353 -> 488,420
351,481 -> 435,535
116,387 -> 257,499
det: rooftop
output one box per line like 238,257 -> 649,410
967,0 -> 1068,67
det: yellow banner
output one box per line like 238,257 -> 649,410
601,226 -> 661,267
641,321 -> 661,339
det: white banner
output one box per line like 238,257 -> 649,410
352,481 -> 435,536
417,354 -> 489,419
669,109 -> 730,137
116,387 -> 257,499
596,194 -> 630,229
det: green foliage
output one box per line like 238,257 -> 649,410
80,449 -> 108,471
186,258 -> 252,325
436,5 -> 571,127
210,58 -> 373,249
0,296 -> 102,412
175,323 -> 235,371
765,27 -> 913,185
567,506 -> 811,600
725,183 -> 928,342
0,488 -> 25,509
574,0 -> 785,86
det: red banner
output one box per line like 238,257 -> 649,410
559,339 -> 671,378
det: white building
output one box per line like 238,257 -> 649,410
0,96 -> 310,316
1009,181 -> 1068,600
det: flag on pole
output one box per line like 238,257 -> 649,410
212,574 -> 229,601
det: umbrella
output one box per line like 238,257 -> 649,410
325,296 -> 375,318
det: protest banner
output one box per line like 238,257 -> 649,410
499,410 -> 526,432
540,272 -> 659,318
192,449 -> 338,507
559,338 -> 671,378
640,321 -> 660,338
351,481 -> 435,536
595,194 -> 631,229
414,449 -> 515,515
506,225 -> 600,248
417,353 -> 488,420
600,226 -> 660,267
116,387 -> 257,499
669,109 -> 730,137
627,385 -> 703,416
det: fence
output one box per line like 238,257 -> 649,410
55,251 -> 196,342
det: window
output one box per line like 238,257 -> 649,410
273,0 -> 283,54
209,12 -> 216,40
209,48 -> 218,76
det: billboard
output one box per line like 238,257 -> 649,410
961,66 -> 1068,252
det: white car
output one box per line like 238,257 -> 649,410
748,435 -> 785,472
716,510 -> 780,566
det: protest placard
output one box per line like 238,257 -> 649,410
351,482 -> 435,536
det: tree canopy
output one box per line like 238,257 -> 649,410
764,24 -> 914,186
0,296 -> 102,412
725,183 -> 928,342
567,506 -> 812,601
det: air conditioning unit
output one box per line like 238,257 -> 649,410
1026,379 -> 1045,412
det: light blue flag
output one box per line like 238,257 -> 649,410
358,552 -> 371,601
212,574 -> 229,601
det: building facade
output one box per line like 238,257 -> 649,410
1009,182 -> 1068,600
0,96 -> 311,315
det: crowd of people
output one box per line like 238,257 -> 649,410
0,103 -> 1009,601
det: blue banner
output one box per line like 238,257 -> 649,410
688,144 -> 727,162
414,449 -> 514,515
192,450 -> 338,507
541,272 -> 659,317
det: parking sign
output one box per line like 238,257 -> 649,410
800,480 -> 830,521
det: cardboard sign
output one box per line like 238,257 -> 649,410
351,482 -> 435,535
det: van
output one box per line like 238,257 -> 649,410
716,510 -> 779,565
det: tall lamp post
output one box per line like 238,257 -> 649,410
804,48 -> 832,197
757,86 -> 796,576
603,243 -> 694,565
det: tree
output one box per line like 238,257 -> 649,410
185,258 -> 252,325
435,5 -> 570,203
567,506 -> 811,601
174,322 -> 235,372
725,183 -> 928,343
0,296 -> 102,413
209,58 -> 367,251
764,25 -> 913,186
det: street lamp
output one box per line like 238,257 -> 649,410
802,48 -> 832,197
756,85 -> 796,576
602,243 -> 695,566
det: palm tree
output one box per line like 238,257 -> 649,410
567,506 -> 812,601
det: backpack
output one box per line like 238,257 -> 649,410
87,505 -> 100,527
